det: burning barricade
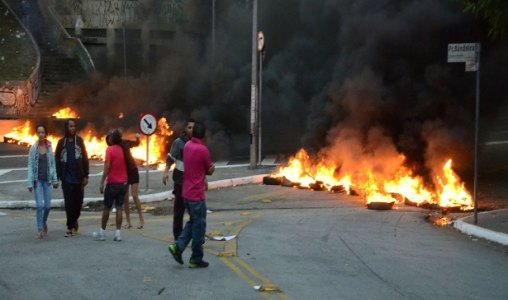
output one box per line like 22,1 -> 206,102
264,148 -> 474,212
3,115 -> 174,167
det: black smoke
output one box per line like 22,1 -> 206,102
52,0 -> 508,175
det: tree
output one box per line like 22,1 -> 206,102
454,0 -> 508,39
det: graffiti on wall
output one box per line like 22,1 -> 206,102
60,0 -> 184,28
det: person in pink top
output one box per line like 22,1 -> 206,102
168,122 -> 215,268
94,129 -> 128,242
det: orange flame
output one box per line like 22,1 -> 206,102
52,107 -> 79,119
3,119 -> 174,166
272,148 -> 474,210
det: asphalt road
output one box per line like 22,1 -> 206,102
1,140 -> 508,299
1,184 -> 508,299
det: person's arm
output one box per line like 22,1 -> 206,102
27,146 -> 34,192
206,164 -> 215,175
163,140 -> 179,185
54,139 -> 62,181
81,137 -> 89,186
99,160 -> 110,194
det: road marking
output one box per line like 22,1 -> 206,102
0,155 -> 28,158
0,212 -> 7,216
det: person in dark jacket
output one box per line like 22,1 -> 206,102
163,119 -> 194,241
54,119 -> 89,237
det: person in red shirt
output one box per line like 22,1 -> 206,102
94,129 -> 128,242
168,122 -> 215,268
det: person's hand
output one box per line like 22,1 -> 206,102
135,133 -> 140,139
82,177 -> 89,187
163,173 -> 168,185
100,182 -> 105,194
53,183 -> 59,189
28,187 -> 33,192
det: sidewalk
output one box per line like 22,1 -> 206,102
2,162 -> 508,247
454,209 -> 508,246
0,163 -> 274,208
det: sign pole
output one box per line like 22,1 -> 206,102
146,135 -> 149,191
447,43 -> 480,224
139,112 -> 157,192
473,45 -> 481,225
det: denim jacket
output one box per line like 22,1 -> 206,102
27,140 -> 58,188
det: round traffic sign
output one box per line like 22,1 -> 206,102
139,113 -> 157,136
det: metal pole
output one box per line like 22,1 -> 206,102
146,135 -> 149,191
258,51 -> 262,166
249,0 -> 258,169
473,44 -> 481,225
212,0 -> 216,64
123,26 -> 127,78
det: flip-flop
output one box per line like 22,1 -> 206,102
124,224 -> 132,229
137,225 -> 144,229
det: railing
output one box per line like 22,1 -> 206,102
0,0 -> 41,118
43,5 -> 96,73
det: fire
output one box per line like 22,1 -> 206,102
4,121 -> 59,146
271,148 -> 474,210
435,159 -> 473,210
52,107 -> 79,119
3,119 -> 174,166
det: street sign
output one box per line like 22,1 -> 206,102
448,43 -> 480,71
257,31 -> 265,52
139,113 -> 157,136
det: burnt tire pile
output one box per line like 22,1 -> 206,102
262,176 -> 473,212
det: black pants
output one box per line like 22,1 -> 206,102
62,182 -> 84,230
173,183 -> 186,241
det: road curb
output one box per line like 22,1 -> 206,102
453,209 -> 508,246
0,174 -> 268,209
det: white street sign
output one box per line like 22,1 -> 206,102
139,113 -> 157,136
448,43 -> 480,72
447,43 -> 479,62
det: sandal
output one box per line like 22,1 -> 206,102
64,230 -> 73,237
124,224 -> 132,229
137,225 -> 144,229
36,232 -> 43,240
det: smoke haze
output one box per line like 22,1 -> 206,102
52,0 -> 508,180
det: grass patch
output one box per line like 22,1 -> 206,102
0,3 -> 37,81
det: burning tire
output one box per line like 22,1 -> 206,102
330,185 -> 345,193
366,201 -> 395,210
263,176 -> 283,185
282,177 -> 299,187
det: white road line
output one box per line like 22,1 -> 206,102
0,170 -> 11,176
0,155 -> 28,158
0,212 -> 7,216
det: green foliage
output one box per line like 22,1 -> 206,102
0,4 -> 37,81
454,0 -> 508,40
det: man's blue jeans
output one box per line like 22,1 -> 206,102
176,199 -> 207,262
34,180 -> 52,232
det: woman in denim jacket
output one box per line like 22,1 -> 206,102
27,125 -> 59,239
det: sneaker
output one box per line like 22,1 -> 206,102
189,259 -> 209,269
72,223 -> 79,234
92,231 -> 105,241
114,230 -> 122,242
64,230 -> 73,237
168,243 -> 183,265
